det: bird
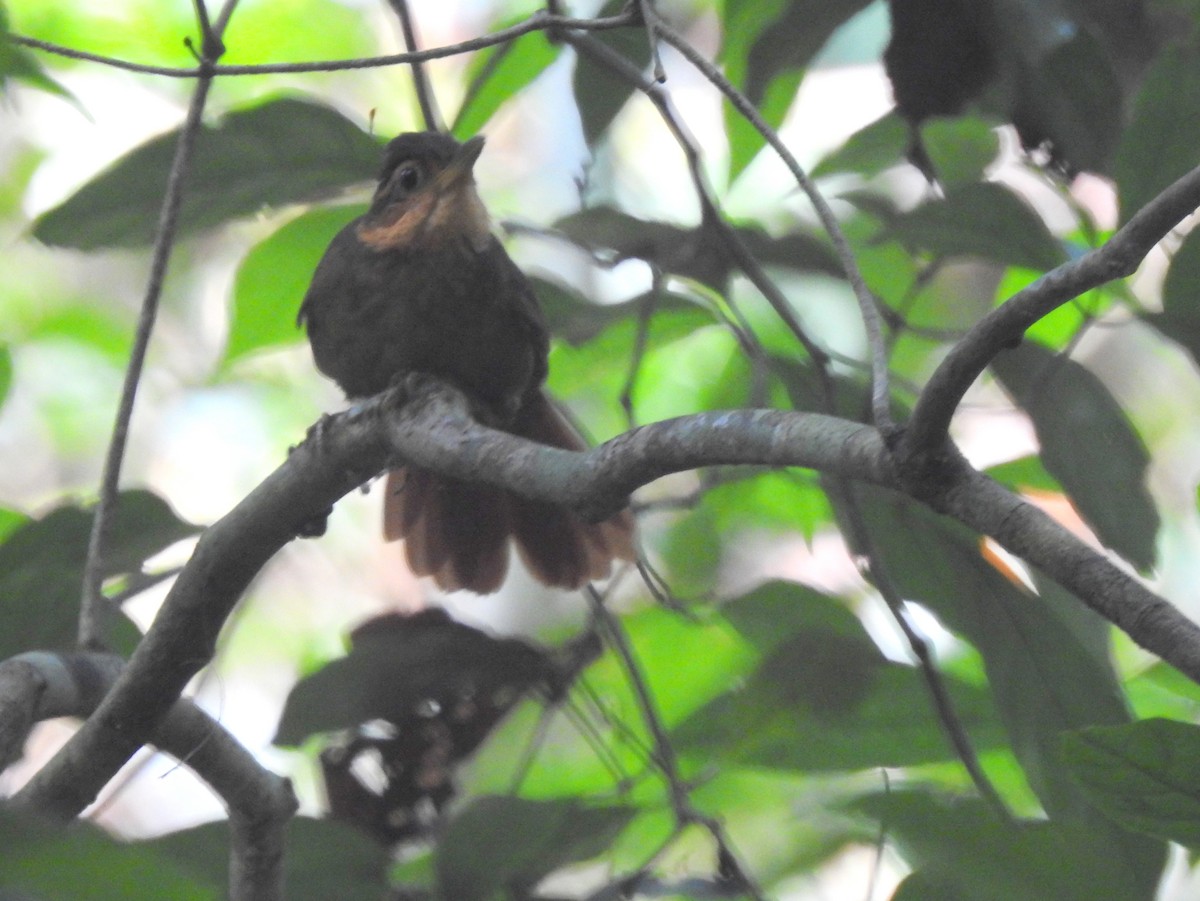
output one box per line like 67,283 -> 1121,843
298,131 -> 635,594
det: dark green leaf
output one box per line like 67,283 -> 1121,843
34,97 -> 382,249
846,488 -> 1134,816
275,609 -> 554,745
0,5 -> 74,101
919,116 -> 1002,189
1008,30 -> 1123,175
722,0 -> 872,179
1147,226 -> 1200,367
435,797 -> 635,901
227,205 -> 359,363
853,790 -> 1163,901
675,583 -> 1005,771
573,1 -> 652,145
0,809 -> 216,901
812,111 -> 909,180
149,817 -> 388,901
1063,719 -> 1200,849
531,277 -> 705,346
452,26 -> 559,140
554,205 -> 841,291
1116,45 -> 1200,223
884,182 -> 1066,270
0,490 -> 198,657
992,341 -> 1158,571
845,488 -> 1164,890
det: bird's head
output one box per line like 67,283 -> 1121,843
357,132 -> 491,254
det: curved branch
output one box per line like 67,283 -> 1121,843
904,163 -> 1200,457
0,651 -> 296,900
14,379 -> 1200,821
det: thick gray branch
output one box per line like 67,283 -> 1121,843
1,652 -> 295,900
11,379 -> 1200,824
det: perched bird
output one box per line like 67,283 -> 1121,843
298,131 -> 635,593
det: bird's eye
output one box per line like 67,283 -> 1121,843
396,163 -> 421,193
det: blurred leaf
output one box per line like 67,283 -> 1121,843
675,586 -> 1006,771
984,455 -> 1062,494
555,205 -> 841,291
452,25 -> 559,140
1063,719 -> 1200,849
992,341 -> 1158,571
1008,29 -> 1123,175
853,790 -> 1164,901
1148,226 -> 1200,367
149,817 -> 388,901
573,0 -> 652,145
0,490 -> 198,657
703,468 -> 834,542
34,97 -> 382,249
885,182 -> 1066,270
531,278 -> 703,347
0,809 -> 216,900
0,4 -> 73,100
1116,44 -> 1200,223
847,488 -> 1164,889
228,205 -> 360,363
722,0 -> 872,178
919,115 -> 1002,188
275,609 -> 555,745
0,343 -> 10,408
435,797 -> 635,901
812,111 -> 909,180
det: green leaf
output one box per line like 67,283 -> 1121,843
1063,719 -> 1200,849
884,182 -> 1067,271
0,490 -> 199,657
853,790 -> 1163,901
846,488 -> 1135,818
0,809 -> 217,901
919,115 -> 1002,189
991,341 -> 1158,571
452,27 -> 559,140
1147,226 -> 1200,368
0,4 -> 74,101
1115,45 -> 1200,224
532,278 -> 705,347
227,205 -> 360,363
722,0 -> 872,179
34,97 -> 382,249
812,111 -> 910,180
435,797 -> 635,901
675,583 -> 1005,771
573,1 -> 652,146
554,205 -> 841,291
149,817 -> 388,901
274,609 -> 553,746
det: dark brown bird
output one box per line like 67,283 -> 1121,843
298,131 -> 634,593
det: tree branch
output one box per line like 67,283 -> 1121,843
904,163 -> 1200,458
15,374 -> 1200,822
0,651 -> 296,900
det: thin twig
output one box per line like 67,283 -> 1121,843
653,21 -> 893,433
835,481 -> 1012,819
385,0 -> 443,131
77,33 -> 224,651
583,586 -> 766,900
12,11 -> 636,78
635,0 -> 666,82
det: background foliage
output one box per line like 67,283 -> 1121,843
5,0 -> 1200,899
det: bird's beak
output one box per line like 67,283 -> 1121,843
432,135 -> 486,194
